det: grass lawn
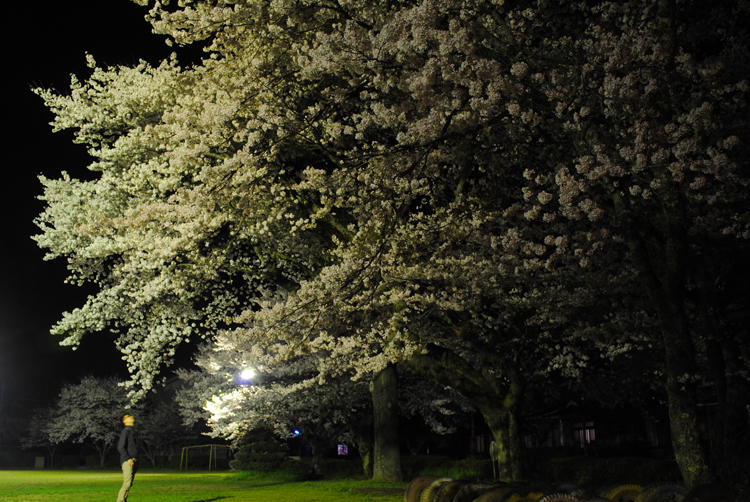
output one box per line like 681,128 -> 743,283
0,470 -> 408,502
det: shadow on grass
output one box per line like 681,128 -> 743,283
189,498 -> 229,502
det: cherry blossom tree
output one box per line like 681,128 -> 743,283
182,0 -> 657,480
34,0 -> 749,487
138,399 -> 188,467
48,376 -> 135,467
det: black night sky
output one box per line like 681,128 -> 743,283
2,1 -> 179,402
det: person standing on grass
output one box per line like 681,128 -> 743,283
117,414 -> 138,502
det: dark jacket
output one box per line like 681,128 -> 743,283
118,426 -> 138,464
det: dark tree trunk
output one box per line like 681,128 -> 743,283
504,370 -> 527,481
351,414 -> 374,478
661,306 -> 712,488
370,363 -> 402,481
720,337 -> 750,442
621,213 -> 713,488
703,309 -> 728,474
47,446 -> 57,468
473,376 -> 526,482
308,435 -> 330,477
644,1 -> 710,486
404,345 -> 527,482
476,398 -> 512,481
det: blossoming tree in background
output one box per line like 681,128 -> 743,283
137,399 -> 190,467
47,376 -> 134,468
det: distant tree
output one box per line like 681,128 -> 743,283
49,376 -> 134,467
138,399 -> 185,467
21,406 -> 61,467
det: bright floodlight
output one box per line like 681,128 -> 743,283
240,368 -> 256,380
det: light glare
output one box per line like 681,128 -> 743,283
240,368 -> 255,380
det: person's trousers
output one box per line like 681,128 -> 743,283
117,460 -> 138,502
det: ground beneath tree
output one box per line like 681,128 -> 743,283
355,488 -> 404,497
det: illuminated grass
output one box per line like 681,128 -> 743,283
0,470 -> 407,502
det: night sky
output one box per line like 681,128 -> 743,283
2,1 -> 180,402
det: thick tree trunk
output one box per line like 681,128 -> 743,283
702,308 -> 728,474
308,435 -> 330,477
351,414 -> 374,478
661,309 -> 712,488
370,363 -> 402,481
475,375 -> 526,482
504,371 -> 527,481
479,401 -> 512,482
640,271 -> 712,487
623,218 -> 713,488
604,0 -> 713,486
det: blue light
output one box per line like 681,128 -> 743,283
293,429 -> 301,436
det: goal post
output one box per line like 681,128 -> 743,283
179,444 -> 233,471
